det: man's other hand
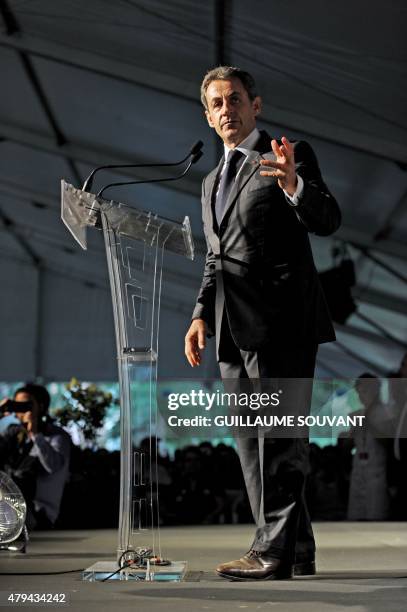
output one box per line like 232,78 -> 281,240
185,318 -> 207,367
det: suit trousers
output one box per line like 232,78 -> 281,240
218,313 -> 317,563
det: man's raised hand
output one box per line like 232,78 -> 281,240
259,136 -> 298,196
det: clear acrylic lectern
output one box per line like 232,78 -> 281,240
61,180 -> 194,581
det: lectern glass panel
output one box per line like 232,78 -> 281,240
61,180 -> 193,580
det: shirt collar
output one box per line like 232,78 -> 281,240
223,127 -> 260,161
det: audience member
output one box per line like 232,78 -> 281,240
0,384 -> 71,529
347,374 -> 393,520
388,353 -> 407,518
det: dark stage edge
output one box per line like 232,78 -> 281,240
0,524 -> 406,611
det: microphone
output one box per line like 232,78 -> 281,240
97,149 -> 204,199
81,141 -> 203,193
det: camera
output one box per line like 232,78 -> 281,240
0,399 -> 33,414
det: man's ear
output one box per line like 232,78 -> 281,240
253,96 -> 262,117
205,110 -> 215,128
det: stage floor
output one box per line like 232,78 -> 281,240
0,523 -> 406,611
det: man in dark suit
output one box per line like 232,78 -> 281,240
185,66 -> 341,581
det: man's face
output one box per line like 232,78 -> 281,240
204,77 -> 261,147
355,381 -> 380,408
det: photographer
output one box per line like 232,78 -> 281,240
0,384 -> 71,529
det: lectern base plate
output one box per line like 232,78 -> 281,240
82,560 -> 187,582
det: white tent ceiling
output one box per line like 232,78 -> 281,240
0,0 -> 406,382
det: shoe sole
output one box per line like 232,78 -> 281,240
216,570 -> 293,581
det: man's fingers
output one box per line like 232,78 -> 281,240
259,169 -> 284,177
271,138 -> 283,158
281,137 -> 295,164
259,159 -> 286,177
281,136 -> 293,152
259,159 -> 284,169
186,350 -> 198,367
271,137 -> 294,163
185,337 -> 196,366
261,139 -> 294,182
185,334 -> 201,367
185,344 -> 199,367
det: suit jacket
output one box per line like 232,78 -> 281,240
192,130 -> 341,356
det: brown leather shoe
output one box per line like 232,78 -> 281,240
216,550 -> 293,581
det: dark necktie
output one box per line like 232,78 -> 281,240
215,149 -> 245,225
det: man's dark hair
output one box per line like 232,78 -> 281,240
14,383 -> 51,415
200,66 -> 258,110
358,372 -> 376,379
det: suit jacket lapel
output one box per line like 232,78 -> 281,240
204,156 -> 224,234
205,160 -> 222,206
